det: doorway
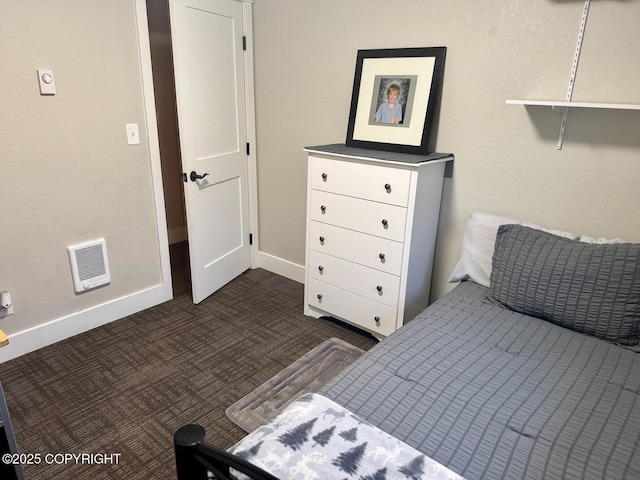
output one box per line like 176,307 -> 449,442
146,0 -> 189,295
144,0 -> 255,302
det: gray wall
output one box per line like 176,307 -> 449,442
1,1 -> 163,335
252,0 -> 640,300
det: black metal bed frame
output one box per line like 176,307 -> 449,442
173,424 -> 279,480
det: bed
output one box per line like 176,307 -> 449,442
174,213 -> 640,479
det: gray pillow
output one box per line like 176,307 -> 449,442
488,224 -> 640,345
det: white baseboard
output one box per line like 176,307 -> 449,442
0,283 -> 172,363
0,253 -> 300,363
254,251 -> 305,284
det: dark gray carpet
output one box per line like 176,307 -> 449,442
0,243 -> 377,479
225,337 -> 364,433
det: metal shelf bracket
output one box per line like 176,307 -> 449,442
557,0 -> 591,150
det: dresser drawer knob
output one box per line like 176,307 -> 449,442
381,219 -> 388,227
318,266 -> 324,272
376,285 -> 383,292
384,183 -> 391,192
374,316 -> 381,323
379,253 -> 386,260
322,173 -> 328,181
320,205 -> 326,213
319,236 -> 325,243
317,294 -> 323,300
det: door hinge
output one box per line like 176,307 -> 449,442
242,36 -> 247,51
246,143 -> 250,155
249,233 -> 253,245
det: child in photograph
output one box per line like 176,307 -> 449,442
374,83 -> 403,124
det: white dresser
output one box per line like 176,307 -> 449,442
303,144 -> 453,338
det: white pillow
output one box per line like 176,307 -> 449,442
448,212 -> 579,287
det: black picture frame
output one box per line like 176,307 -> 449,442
345,47 -> 446,155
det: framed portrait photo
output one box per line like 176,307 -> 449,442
346,47 -> 446,155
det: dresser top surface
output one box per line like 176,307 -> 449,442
304,144 -> 453,165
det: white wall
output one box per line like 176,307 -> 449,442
0,0 -> 170,360
252,0 -> 640,300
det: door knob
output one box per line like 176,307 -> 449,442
190,171 -> 210,182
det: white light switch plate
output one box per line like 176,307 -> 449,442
126,123 -> 140,145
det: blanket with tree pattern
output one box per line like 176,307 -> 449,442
228,393 -> 464,480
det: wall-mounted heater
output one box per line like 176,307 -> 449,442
67,238 -> 111,293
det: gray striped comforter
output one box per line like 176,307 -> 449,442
320,281 -> 640,480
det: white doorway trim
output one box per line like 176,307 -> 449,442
242,2 -> 261,268
134,0 -> 173,294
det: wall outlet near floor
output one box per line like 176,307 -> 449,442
0,291 -> 13,316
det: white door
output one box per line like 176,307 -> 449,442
169,0 -> 251,303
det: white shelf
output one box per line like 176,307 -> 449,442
508,99 -> 640,150
506,99 -> 640,110
507,0 -> 640,150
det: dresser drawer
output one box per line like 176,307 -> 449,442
309,221 -> 404,275
307,278 -> 398,336
308,250 -> 400,307
310,190 -> 407,242
310,155 -> 411,207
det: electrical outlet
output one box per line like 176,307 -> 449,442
0,291 -> 13,316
